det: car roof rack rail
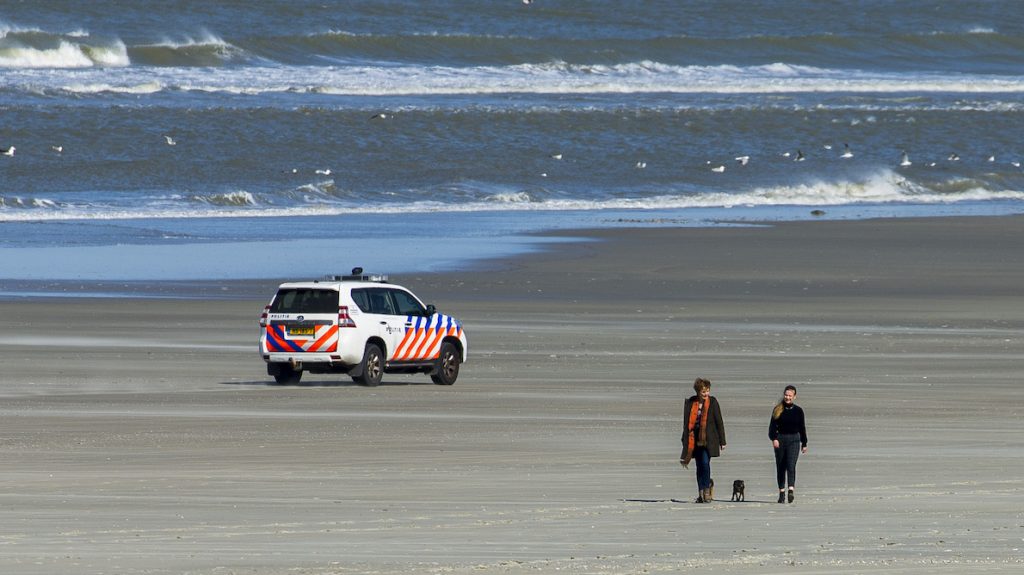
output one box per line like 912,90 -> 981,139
323,267 -> 389,283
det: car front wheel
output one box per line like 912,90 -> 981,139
353,343 -> 384,387
431,341 -> 460,385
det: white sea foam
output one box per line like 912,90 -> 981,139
0,18 -> 130,69
63,81 -> 163,94
0,39 -> 129,68
192,190 -> 258,207
488,191 -> 534,203
3,171 -> 1023,223
143,29 -> 231,50
3,59 -> 1023,95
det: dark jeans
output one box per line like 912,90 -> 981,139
774,433 -> 801,489
693,447 -> 712,490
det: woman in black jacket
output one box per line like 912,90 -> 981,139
680,377 -> 726,503
769,385 -> 808,503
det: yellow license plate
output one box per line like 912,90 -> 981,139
288,326 -> 316,336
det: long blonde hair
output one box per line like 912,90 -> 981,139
772,385 -> 798,419
771,402 -> 785,420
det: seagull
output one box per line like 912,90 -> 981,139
823,144 -> 833,150
635,160 -> 646,169
550,153 -> 562,160
51,145 -> 63,154
1,146 -> 14,157
164,135 -> 176,146
947,152 -> 960,161
711,164 -> 725,173
794,150 -> 805,162
987,155 -> 996,162
840,143 -> 853,159
1012,161 -> 1021,168
370,113 -> 389,120
315,168 -> 332,175
899,150 -> 912,167
735,155 -> 749,166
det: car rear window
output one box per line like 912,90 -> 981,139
269,288 -> 338,314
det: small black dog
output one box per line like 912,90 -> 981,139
731,479 -> 745,502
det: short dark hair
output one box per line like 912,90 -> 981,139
693,378 -> 711,393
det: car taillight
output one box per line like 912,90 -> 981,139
259,305 -> 270,327
338,306 -> 356,328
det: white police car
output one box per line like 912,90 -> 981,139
258,269 -> 466,386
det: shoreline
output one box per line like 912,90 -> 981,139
2,211 -> 1024,302
3,204 -> 1024,292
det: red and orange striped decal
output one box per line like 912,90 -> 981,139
264,324 -> 338,353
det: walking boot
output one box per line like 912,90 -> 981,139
694,489 -> 705,503
788,489 -> 795,504
777,491 -> 786,504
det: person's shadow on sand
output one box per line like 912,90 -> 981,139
622,498 -> 774,504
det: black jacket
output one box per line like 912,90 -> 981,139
768,404 -> 807,447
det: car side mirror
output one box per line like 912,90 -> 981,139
426,304 -> 436,316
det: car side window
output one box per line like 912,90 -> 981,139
350,289 -> 370,313
366,288 -> 396,315
390,289 -> 427,316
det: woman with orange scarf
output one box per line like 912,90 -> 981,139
680,377 -> 727,503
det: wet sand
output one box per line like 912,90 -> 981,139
1,216 -> 1023,574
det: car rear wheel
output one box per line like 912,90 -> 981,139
431,341 -> 460,385
353,343 -> 384,387
273,365 -> 302,385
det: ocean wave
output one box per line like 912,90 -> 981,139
199,28 -> 1024,73
128,30 -> 257,67
3,60 -> 1018,98
0,22 -> 248,69
188,190 -> 258,207
3,171 -> 1023,222
0,33 -> 129,68
4,11 -> 1024,73
0,196 -> 66,209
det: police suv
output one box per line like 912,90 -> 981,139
258,269 -> 466,386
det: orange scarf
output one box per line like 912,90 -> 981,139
682,397 -> 710,466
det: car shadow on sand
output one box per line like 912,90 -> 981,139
220,378 -> 436,388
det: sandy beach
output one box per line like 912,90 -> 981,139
1,216 -> 1023,574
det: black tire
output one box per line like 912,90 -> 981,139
273,366 -> 302,385
353,343 -> 384,387
431,341 -> 460,385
